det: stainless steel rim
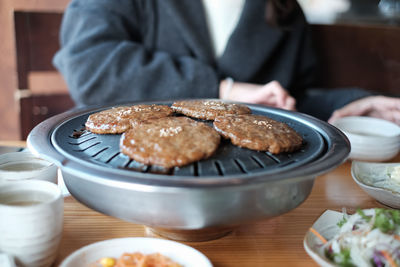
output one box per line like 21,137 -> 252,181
28,100 -> 350,188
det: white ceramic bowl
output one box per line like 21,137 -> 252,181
0,151 -> 58,184
331,116 -> 400,161
351,161 -> 400,208
60,237 -> 212,267
0,180 -> 64,267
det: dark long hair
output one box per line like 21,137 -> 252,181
265,0 -> 301,27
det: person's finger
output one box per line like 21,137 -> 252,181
270,81 -> 287,108
284,96 -> 296,111
372,96 -> 400,112
328,108 -> 359,124
258,95 -> 278,107
259,94 -> 296,111
262,80 -> 291,109
369,109 -> 400,125
327,98 -> 373,123
328,96 -> 400,125
328,109 -> 360,124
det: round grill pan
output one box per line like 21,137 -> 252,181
27,100 -> 350,241
51,104 -> 325,178
28,100 -> 349,187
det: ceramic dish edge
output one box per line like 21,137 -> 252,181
59,237 -> 212,267
303,210 -> 343,267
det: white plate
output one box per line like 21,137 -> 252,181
351,161 -> 400,208
303,210 -> 343,267
59,237 -> 213,267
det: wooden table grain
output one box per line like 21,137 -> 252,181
53,154 -> 400,267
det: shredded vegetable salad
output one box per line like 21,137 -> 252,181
312,208 -> 400,267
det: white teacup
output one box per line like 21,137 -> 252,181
0,180 -> 64,267
0,151 -> 58,184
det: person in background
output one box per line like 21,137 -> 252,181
53,0 -> 400,125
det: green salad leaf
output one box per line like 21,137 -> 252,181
373,208 -> 399,234
337,216 -> 348,228
333,248 -> 356,267
357,208 -> 372,222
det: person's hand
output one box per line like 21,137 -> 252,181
328,96 -> 400,125
220,80 -> 296,111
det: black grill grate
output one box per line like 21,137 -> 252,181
52,105 -> 326,178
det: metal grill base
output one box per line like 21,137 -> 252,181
145,226 -> 234,242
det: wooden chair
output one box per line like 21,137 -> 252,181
14,11 -> 74,139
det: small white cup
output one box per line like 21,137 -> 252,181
332,116 -> 400,161
0,151 -> 58,184
0,180 -> 64,267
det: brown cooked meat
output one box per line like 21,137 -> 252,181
213,114 -> 303,154
85,105 -> 173,134
171,99 -> 251,120
120,116 -> 221,168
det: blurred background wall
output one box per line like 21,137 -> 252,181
0,0 -> 399,140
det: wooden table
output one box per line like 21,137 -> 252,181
0,141 -> 396,266
53,156 -> 400,267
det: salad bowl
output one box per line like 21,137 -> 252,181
305,208 -> 400,266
